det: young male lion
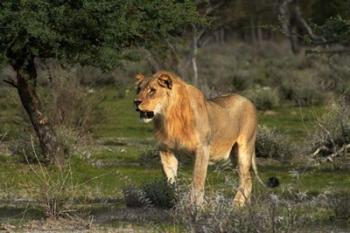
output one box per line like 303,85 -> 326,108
134,71 -> 263,207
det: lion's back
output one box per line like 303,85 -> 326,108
209,94 -> 253,109
208,93 -> 257,138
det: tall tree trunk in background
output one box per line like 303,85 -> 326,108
250,16 -> 257,45
257,22 -> 263,44
191,24 -> 199,87
279,0 -> 318,54
13,58 -> 65,167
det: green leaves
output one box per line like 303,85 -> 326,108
304,16 -> 350,53
0,0 -> 202,69
313,17 -> 350,45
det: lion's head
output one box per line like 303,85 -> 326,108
134,71 -> 174,123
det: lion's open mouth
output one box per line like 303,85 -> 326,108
139,111 -> 154,119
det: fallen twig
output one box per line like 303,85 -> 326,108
311,143 -> 350,163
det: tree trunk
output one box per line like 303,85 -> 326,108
191,28 -> 199,87
280,0 -> 318,54
14,58 -> 65,167
250,16 -> 257,45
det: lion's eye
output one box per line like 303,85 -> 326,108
136,87 -> 141,94
149,88 -> 156,96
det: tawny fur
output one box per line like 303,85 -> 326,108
135,71 -> 260,207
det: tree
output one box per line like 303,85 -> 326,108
306,16 -> 350,54
0,0 -> 201,166
279,0 -> 318,54
309,0 -> 349,25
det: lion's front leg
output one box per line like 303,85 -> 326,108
160,150 -> 178,184
191,145 -> 210,206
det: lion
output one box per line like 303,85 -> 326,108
134,71 -> 265,207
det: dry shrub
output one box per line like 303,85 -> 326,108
243,86 -> 280,110
316,55 -> 350,102
174,187 -> 346,233
256,125 -> 293,160
327,193 -> 350,221
10,63 -> 102,162
23,147 -> 82,217
280,73 -> 326,106
123,186 -> 151,208
193,41 -> 340,107
123,179 -> 176,209
40,69 -> 103,134
307,100 -> 350,165
174,190 -> 301,233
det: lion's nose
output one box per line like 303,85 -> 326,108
134,99 -> 142,109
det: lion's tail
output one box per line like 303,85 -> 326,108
252,151 -> 280,188
252,151 -> 266,187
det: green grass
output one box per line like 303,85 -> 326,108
0,88 -> 345,197
92,88 -> 153,139
0,89 -> 23,141
1,87 -> 349,231
258,105 -> 325,141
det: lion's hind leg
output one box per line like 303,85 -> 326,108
160,151 -> 178,184
233,141 -> 254,207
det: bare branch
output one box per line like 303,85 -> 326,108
311,145 -> 329,158
325,144 -> 350,162
0,131 -> 8,143
306,49 -> 350,55
3,79 -> 18,88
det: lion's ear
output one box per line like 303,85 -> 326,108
135,74 -> 145,85
157,73 -> 173,89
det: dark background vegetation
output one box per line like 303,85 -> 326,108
0,0 -> 350,232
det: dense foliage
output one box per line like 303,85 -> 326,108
0,0 -> 201,69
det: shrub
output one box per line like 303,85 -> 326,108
123,186 -> 151,208
23,154 -> 83,217
9,65 -> 102,161
243,86 -> 280,110
280,73 -> 326,106
40,73 -> 103,134
9,126 -> 90,163
229,69 -> 253,92
174,187 -> 346,233
142,179 -> 176,209
256,125 -> 293,160
307,100 -> 350,165
327,193 -> 350,221
174,189 -> 306,233
9,132 -> 44,163
316,55 -> 350,103
76,65 -> 115,86
123,179 -> 176,209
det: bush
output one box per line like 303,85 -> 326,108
316,55 -> 350,103
142,179 -> 176,209
307,100 -> 350,165
174,188 -> 331,233
123,179 -> 176,209
280,73 -> 326,106
229,69 -> 253,92
21,155 -> 84,217
9,65 -> 101,161
9,125 -> 90,163
123,186 -> 151,208
9,131 -> 44,163
40,75 -> 103,134
174,186 -> 347,233
256,125 -> 293,160
243,86 -> 280,110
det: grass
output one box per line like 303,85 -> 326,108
0,87 -> 346,197
92,88 -> 153,139
1,86 -> 349,231
258,105 -> 325,141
